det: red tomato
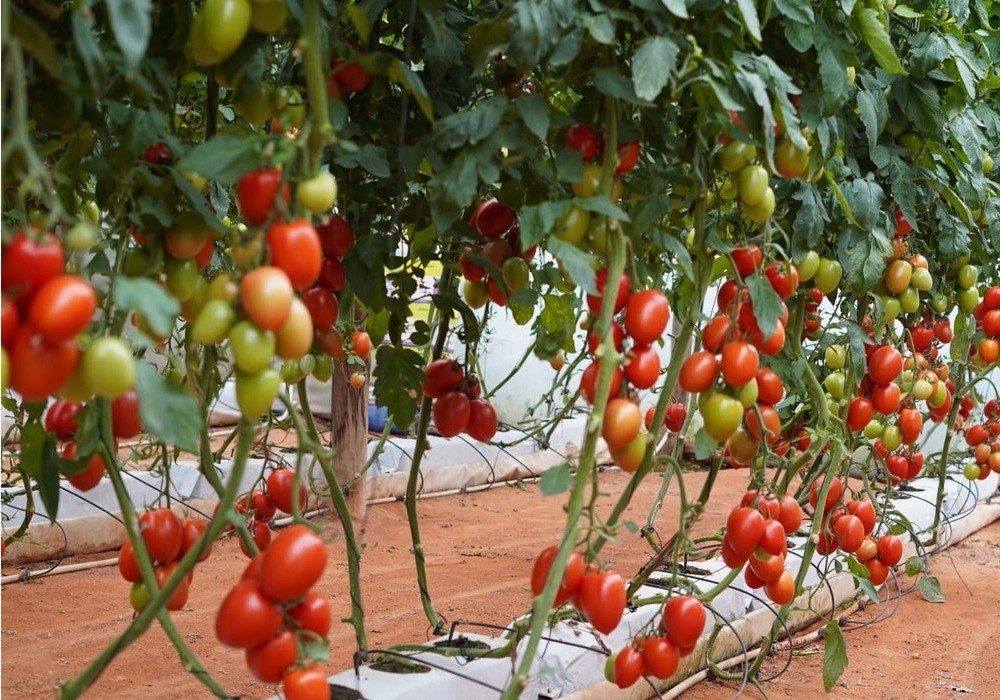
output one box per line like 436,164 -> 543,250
833,514 -> 864,553
585,269 -> 631,317
266,468 -> 308,514
289,590 -> 332,638
154,562 -> 191,611
615,141 -> 641,174
283,665 -> 329,700
758,519 -> 787,556
660,595 -> 706,649
118,538 -> 142,582
246,490 -> 277,522
846,397 -> 874,432
865,557 -> 889,585
465,398 -> 498,442
642,636 -> 679,679
602,398 -> 642,449
260,524 -> 328,602
238,168 -> 290,227
765,261 -> 800,299
179,517 -> 212,562
624,289 -> 670,345
720,537 -> 750,569
61,441 -> 107,491
27,275 -> 96,343
846,499 -> 877,535
240,519 -> 273,558
318,255 -> 346,291
458,249 -> 487,282
139,508 -> 183,564
422,358 -> 464,398
877,534 -> 903,567
316,215 -> 355,257
731,245 -> 763,279
45,399 -> 82,440
720,341 -> 759,388
301,287 -> 339,329
899,408 -> 922,442
664,403 -> 687,432
809,478 -> 843,511
624,344 -> 661,389
579,362 -> 623,404
267,219 -> 322,290
246,629 -> 298,683
764,570 -> 795,605
678,350 -> 720,393
745,404 -> 781,444
871,382 -> 901,415
587,322 -> 625,355
565,123 -> 598,161
701,315 -> 732,354
868,346 -> 903,384
10,326 -> 73,397
530,546 -> 585,607
726,507 -> 765,555
1,301 -> 20,349
755,368 -> 784,406
749,551 -> 786,583
240,266 -> 294,331
433,391 -> 471,437
350,330 -> 372,360
576,570 -> 626,634
111,389 -> 143,439
1,231 -> 65,301
216,580 -> 284,648
333,57 -> 370,92
613,646 -> 644,688
470,199 -> 516,239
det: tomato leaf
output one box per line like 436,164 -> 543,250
515,94 -> 550,141
176,136 -> 263,186
745,274 -> 782,340
38,437 -> 62,521
631,37 -> 679,102
11,7 -> 62,79
733,0 -> 762,42
846,557 -> 879,602
852,7 -> 907,76
693,428 -> 716,460
573,196 -> 631,222
904,556 -> 925,578
113,277 -> 180,340
19,422 -> 47,479
434,95 -> 508,150
134,363 -> 203,452
73,403 -> 101,462
105,0 -> 152,73
822,620 -> 848,692
372,345 -> 424,431
520,200 -> 571,248
545,239 -> 598,295
773,0 -> 814,23
919,575 -> 946,603
539,462 -> 572,496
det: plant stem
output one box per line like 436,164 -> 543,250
302,0 -> 334,155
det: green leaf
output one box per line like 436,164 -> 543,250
135,363 -> 203,451
540,462 -> 572,495
434,95 -> 508,150
176,136 -> 263,186
857,89 -> 886,154
372,345 -> 425,430
822,621 -> 848,692
734,0 -> 762,41
594,67 -> 652,106
113,277 -> 180,339
105,0 -> 152,72
652,231 -> 694,281
520,200 -> 571,248
515,95 -> 550,141
385,58 -> 434,123
791,183 -> 828,255
573,196 -> 630,222
853,7 -> 907,75
39,438 -> 62,521
694,428 -> 716,457
841,178 -> 884,230
334,144 -> 391,178
583,14 -> 615,44
773,0 -> 814,23
746,274 -> 782,340
19,423 -> 47,478
71,9 -> 107,83
545,238 -> 598,295
919,575 -> 946,603
837,227 -> 892,289
631,37 -> 679,102
846,557 -> 879,602
661,0 -> 688,17
904,555 -> 925,578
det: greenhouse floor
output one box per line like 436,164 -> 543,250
2,468 -> 999,699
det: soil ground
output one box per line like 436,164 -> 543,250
2,468 -> 999,699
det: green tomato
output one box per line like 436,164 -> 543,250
66,222 -> 99,252
964,463 -> 981,480
250,0 -> 287,33
130,582 -> 152,614
81,199 -> 101,225
957,287 -> 979,314
881,424 -> 903,452
743,186 -> 775,223
501,257 -> 531,291
188,11 -> 223,66
897,132 -> 924,161
795,251 -> 821,282
206,274 -> 239,302
235,369 -> 281,417
898,286 -> 920,314
552,207 -> 590,246
571,164 -> 603,198
957,264 -> 979,290
863,419 -> 884,440
845,66 -> 857,86
718,141 -> 757,174
312,353 -> 333,382
882,296 -> 901,324
699,392 -> 744,442
737,379 -> 759,408
587,218 -> 611,257
911,379 -> 933,401
164,257 -> 200,302
179,276 -> 208,321
930,293 -> 950,314
825,344 -> 847,370
229,321 -> 276,374
122,248 -> 151,277
59,365 -> 94,402
298,353 -> 316,376
814,259 -> 843,294
0,347 -> 8,394
82,338 -> 136,398
736,165 -> 769,206
462,279 -> 489,309
983,152 -> 994,174
898,369 -> 915,392
280,359 -> 305,384
928,381 -> 948,408
910,266 -> 933,291
182,170 -> 208,192
201,0 -> 251,60
296,171 -> 338,214
824,371 -> 845,399
192,299 -> 236,345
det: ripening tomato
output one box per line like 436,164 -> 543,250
10,327 -> 79,402
679,351 -> 719,393
275,298 -> 314,361
216,580 -> 284,648
283,665 -> 329,700
530,546 -> 585,607
720,341 -> 759,388
350,330 -> 372,361
139,508 -> 183,564
764,570 -> 795,605
610,429 -> 646,472
433,391 -> 471,437
238,168 -> 290,227
240,266 -> 294,331
266,468 -> 308,514
267,219 -> 322,290
624,344 -> 661,389
745,404 -> 780,444
699,392 -> 743,442
624,289 -> 670,345
27,275 -> 96,343
602,398 -> 642,449
576,570 -> 626,634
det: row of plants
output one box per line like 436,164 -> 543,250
2,0 -> 1000,697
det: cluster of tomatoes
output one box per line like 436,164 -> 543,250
607,595 -> 706,689
529,546 -> 626,634
216,524 -> 330,697
970,285 -> 1000,367
2,231 -> 135,403
676,246 -> 794,455
963,401 -> 1000,481
720,489 -> 802,605
459,198 -> 536,310
43,391 -> 142,491
421,358 -> 498,441
233,467 -> 309,556
117,508 -> 212,613
577,271 -> 672,471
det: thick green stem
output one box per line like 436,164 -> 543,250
302,0 -> 334,155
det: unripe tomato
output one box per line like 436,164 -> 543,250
814,259 -> 843,294
699,392 -> 743,441
795,251 -> 820,282
736,165 -> 769,206
275,299 -> 313,361
235,369 -> 281,417
81,337 -> 135,398
296,172 -> 338,213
